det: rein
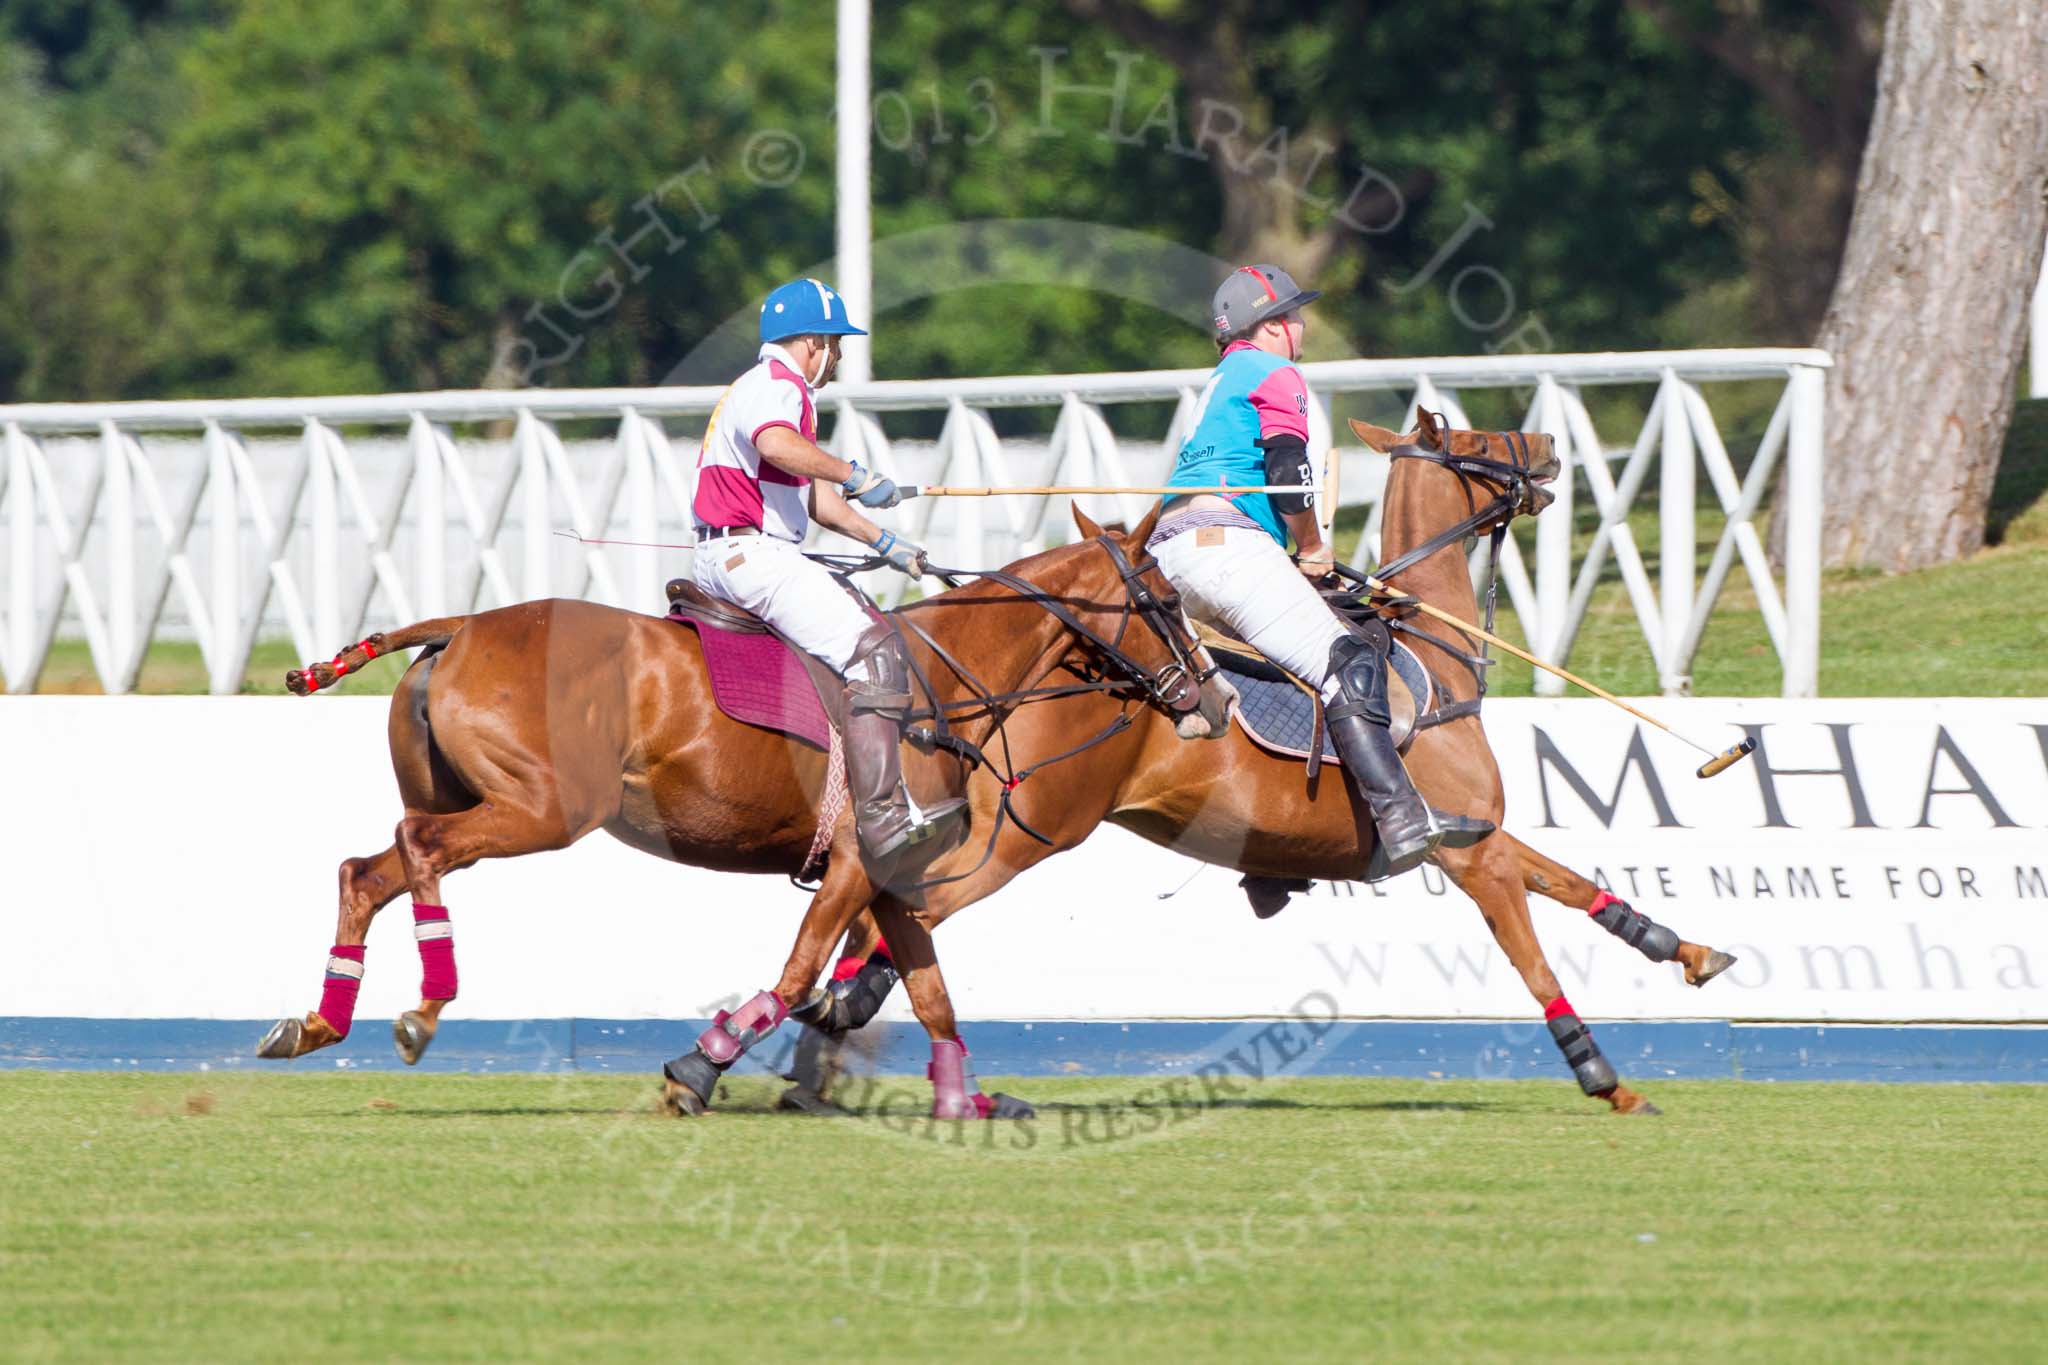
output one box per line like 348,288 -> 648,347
809,536 -> 1216,890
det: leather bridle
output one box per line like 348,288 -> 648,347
1372,421 -> 1546,583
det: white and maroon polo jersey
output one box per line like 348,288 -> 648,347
692,342 -> 818,542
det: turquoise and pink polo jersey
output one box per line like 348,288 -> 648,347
1165,340 -> 1312,547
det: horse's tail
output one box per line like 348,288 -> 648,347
285,617 -> 468,696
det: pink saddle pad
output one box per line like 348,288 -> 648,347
667,611 -> 833,752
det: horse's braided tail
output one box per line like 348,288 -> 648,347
285,617 -> 468,696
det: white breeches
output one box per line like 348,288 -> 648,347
692,533 -> 872,676
1152,525 -> 1349,698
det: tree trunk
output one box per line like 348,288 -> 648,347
1810,0 -> 2048,570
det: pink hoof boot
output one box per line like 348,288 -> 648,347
929,1038 -> 990,1119
929,1036 -> 1038,1121
660,990 -> 790,1114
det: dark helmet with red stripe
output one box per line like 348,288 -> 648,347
1211,264 -> 1320,341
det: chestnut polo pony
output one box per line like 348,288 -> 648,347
254,521 -> 1236,1069
686,412 -> 1733,1119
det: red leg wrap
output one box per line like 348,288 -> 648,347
832,940 -> 893,982
318,945 -> 367,1037
413,903 -> 457,1001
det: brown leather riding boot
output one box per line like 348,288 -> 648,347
843,705 -> 966,871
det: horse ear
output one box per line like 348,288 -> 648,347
1126,499 -> 1163,548
1415,408 -> 1445,447
1348,419 -> 1400,452
1071,503 -> 1105,540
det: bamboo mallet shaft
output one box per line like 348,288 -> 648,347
909,484 -> 1322,498
1349,569 -> 1756,779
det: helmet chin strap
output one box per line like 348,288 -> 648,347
805,338 -> 834,388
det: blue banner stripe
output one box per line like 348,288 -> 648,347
3,1017 -> 2044,1083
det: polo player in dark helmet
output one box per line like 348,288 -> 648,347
1146,265 -> 1489,874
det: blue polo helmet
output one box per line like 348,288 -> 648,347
759,278 -> 868,343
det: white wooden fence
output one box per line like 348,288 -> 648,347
0,347 -> 1827,697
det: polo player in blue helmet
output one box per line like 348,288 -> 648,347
691,278 -> 965,872
1147,265 -> 1489,874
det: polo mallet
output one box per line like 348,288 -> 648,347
1328,562 -> 1756,779
905,483 -> 1323,498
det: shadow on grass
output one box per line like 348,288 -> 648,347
705,1093 -> 1507,1118
309,1106 -> 638,1118
1026,1096 -> 1499,1114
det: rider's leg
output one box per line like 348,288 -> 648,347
843,620 -> 966,868
695,536 -> 962,871
1323,620 -> 1437,874
1324,621 -> 1492,873
1154,526 -> 1486,873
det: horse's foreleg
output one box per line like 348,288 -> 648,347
1506,834 -> 1736,987
661,850 -> 877,1117
870,897 -> 1032,1121
1435,838 -> 1660,1116
778,908 -> 896,1110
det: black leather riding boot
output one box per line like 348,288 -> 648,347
1326,704 -> 1438,875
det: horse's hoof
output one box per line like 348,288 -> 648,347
988,1092 -> 1036,1120
255,1017 -> 301,1059
776,1085 -> 844,1115
661,1078 -> 710,1118
1687,950 -> 1738,987
1607,1090 -> 1663,1116
393,1012 -> 434,1066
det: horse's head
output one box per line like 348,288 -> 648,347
1350,411 -> 1561,525
1059,502 -> 1237,741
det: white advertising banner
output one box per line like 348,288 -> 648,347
2,697 -> 2044,1023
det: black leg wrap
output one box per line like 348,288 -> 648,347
1590,895 -> 1680,963
835,956 -> 899,1030
1547,1010 -> 1619,1096
781,1024 -> 844,1102
662,1048 -> 726,1105
791,956 -> 900,1037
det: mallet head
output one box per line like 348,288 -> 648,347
1695,735 -> 1758,779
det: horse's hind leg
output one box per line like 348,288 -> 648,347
1506,834 -> 1736,986
381,801 -> 590,1064
1435,837 -> 1660,1116
256,845 -> 412,1059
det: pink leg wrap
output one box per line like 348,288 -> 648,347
928,1037 -> 993,1120
695,990 -> 789,1066
317,945 -> 367,1038
413,903 -> 457,1000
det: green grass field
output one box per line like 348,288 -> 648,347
2,1072 -> 2042,1363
